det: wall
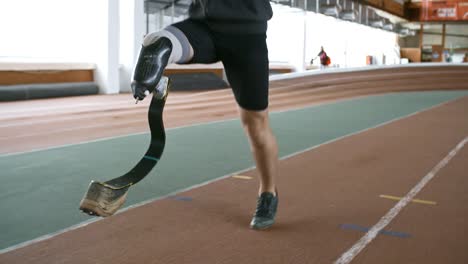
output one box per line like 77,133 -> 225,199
119,0 -> 145,93
0,0 -> 120,94
0,0 -> 105,61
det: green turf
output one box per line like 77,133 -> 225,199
0,90 -> 467,250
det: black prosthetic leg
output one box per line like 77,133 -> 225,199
79,38 -> 173,217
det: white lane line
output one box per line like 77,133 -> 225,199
0,218 -> 101,255
335,136 -> 468,264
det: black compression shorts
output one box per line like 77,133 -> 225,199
172,19 -> 269,111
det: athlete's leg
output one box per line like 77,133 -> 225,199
216,32 -> 279,229
132,26 -> 194,101
216,32 -> 278,195
240,107 -> 279,230
239,108 -> 278,195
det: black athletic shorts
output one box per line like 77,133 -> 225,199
172,19 -> 269,111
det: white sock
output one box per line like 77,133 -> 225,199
142,26 -> 192,64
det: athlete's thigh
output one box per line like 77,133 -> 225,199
215,33 -> 269,111
171,19 -> 218,64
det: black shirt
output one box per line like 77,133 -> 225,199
188,0 -> 273,34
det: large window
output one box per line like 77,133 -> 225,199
144,0 -> 191,33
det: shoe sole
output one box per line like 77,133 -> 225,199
250,219 -> 275,230
79,181 -> 129,217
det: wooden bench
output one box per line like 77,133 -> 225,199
0,62 -> 98,101
0,62 -> 95,85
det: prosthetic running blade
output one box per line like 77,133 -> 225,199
79,77 -> 170,217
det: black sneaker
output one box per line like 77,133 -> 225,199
250,191 -> 278,230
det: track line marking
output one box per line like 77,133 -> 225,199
168,196 -> 193,202
0,218 -> 101,255
335,136 -> 468,264
379,194 -> 437,205
232,175 -> 253,180
340,224 -> 411,238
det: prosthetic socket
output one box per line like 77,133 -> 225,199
132,37 -> 172,100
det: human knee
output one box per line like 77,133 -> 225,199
240,109 -> 271,147
240,107 -> 266,125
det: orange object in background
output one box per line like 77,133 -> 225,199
420,0 -> 468,21
421,1 -> 458,21
458,2 -> 468,20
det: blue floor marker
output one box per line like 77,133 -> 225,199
340,224 -> 411,238
168,196 -> 193,201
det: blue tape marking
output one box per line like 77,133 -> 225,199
143,155 -> 159,161
380,229 -> 411,238
340,224 -> 411,238
168,196 -> 193,202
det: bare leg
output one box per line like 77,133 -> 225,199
238,107 -> 278,195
